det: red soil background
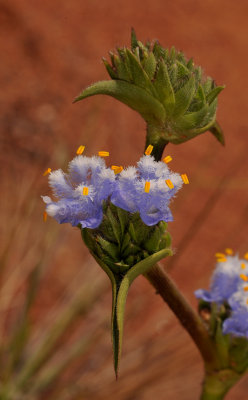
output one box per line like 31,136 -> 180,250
1,0 -> 248,399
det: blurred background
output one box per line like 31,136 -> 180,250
0,0 -> 248,399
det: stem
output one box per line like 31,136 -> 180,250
145,124 -> 168,161
200,369 -> 241,400
144,264 -> 219,367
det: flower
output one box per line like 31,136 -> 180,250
110,154 -> 184,226
195,254 -> 245,303
195,251 -> 248,338
42,155 -> 115,229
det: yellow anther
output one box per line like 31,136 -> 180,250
181,174 -> 189,184
240,274 -> 248,282
98,151 -> 109,157
243,286 -> 248,292
244,252 -> 248,260
43,211 -> 47,222
82,187 -> 89,196
241,263 -> 246,270
215,252 -> 226,258
111,165 -> 123,175
145,145 -> 153,155
114,167 -> 123,175
144,181 -> 150,193
76,145 -> 85,155
217,258 -> 227,263
163,155 -> 172,164
165,179 -> 174,189
225,248 -> 233,255
43,168 -> 51,176
246,298 -> 248,305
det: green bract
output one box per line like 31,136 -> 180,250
81,203 -> 172,376
74,30 -> 225,149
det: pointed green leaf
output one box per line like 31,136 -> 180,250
116,206 -> 129,238
126,49 -> 158,97
209,121 -> 225,145
73,80 -> 166,125
173,76 -> 196,117
113,247 -> 172,375
206,86 -> 225,105
131,28 -> 138,51
175,105 -> 209,130
106,206 -> 122,246
176,60 -> 189,78
102,58 -> 118,79
142,52 -> 157,80
153,59 -> 175,114
113,53 -> 131,81
144,226 -> 161,253
98,236 -> 119,260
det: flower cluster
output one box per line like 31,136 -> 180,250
195,250 -> 248,338
42,146 -> 188,229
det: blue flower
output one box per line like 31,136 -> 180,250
42,155 -> 115,229
223,310 -> 248,338
195,253 -> 248,338
195,255 -> 244,304
110,155 -> 184,226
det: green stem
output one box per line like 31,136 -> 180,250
145,124 -> 168,161
144,264 -> 219,368
200,369 -> 241,400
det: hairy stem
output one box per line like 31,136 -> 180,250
144,263 -> 219,367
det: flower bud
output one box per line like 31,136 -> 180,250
74,29 -> 225,147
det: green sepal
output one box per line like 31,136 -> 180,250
173,76 -> 196,117
73,80 -> 166,126
113,53 -> 131,81
153,60 -> 175,114
102,58 -> 118,79
209,121 -> 225,145
125,49 -> 158,98
142,52 -> 157,79
206,86 -> 225,105
97,236 -> 119,260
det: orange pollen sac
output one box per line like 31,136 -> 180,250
244,252 -> 248,260
215,252 -> 226,258
111,165 -> 123,174
165,179 -> 174,189
246,298 -> 248,305
43,168 -> 52,176
240,274 -> 248,282
145,145 -> 153,155
76,145 -> 85,155
82,187 -> 89,196
241,263 -> 246,270
217,258 -> 227,263
181,174 -> 189,184
225,248 -> 233,255
43,211 -> 47,222
98,151 -> 109,157
144,181 -> 150,193
163,155 -> 172,164
243,286 -> 248,292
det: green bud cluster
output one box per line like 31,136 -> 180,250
81,202 -> 171,275
75,29 -> 225,146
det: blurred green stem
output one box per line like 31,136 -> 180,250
144,263 -> 219,368
145,125 -> 168,161
200,369 -> 241,400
